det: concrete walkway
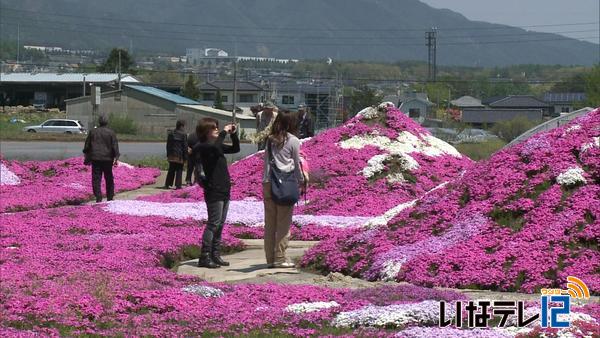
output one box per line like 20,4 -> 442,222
177,239 -> 320,283
113,170 -> 170,200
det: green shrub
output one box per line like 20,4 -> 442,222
491,116 -> 541,143
108,114 -> 137,135
455,139 -> 507,160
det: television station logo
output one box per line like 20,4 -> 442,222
439,276 -> 591,329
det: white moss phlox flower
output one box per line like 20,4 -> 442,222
339,132 -> 461,158
363,182 -> 447,229
64,183 -> 86,190
380,259 -> 406,281
387,173 -> 407,184
105,200 -> 370,229
333,300 -> 452,328
397,153 -> 420,171
362,154 -> 389,178
565,125 -> 581,133
581,137 -> 600,153
378,102 -> 395,109
117,161 -> 135,169
0,164 -> 20,186
363,199 -> 417,228
357,107 -> 380,120
181,285 -> 224,298
340,135 -> 392,149
286,301 -> 340,314
556,167 -> 586,186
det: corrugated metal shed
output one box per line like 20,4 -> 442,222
451,95 -> 483,108
0,73 -> 140,83
543,92 -> 587,103
462,108 -> 543,124
200,80 -> 265,91
488,95 -> 549,108
179,104 -> 255,120
125,85 -> 199,105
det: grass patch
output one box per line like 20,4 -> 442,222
489,207 -> 525,232
455,139 -> 507,161
126,156 -> 169,170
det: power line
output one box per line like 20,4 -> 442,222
1,14 -> 596,41
1,6 -> 598,33
1,21 -> 596,47
0,63 -> 584,84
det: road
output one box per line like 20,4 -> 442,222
0,141 -> 258,162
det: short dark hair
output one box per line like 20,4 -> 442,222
196,117 -> 219,142
176,119 -> 186,130
98,115 -> 109,126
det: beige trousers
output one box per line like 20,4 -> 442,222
263,182 -> 294,264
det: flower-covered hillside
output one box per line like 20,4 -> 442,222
143,104 -> 473,219
0,157 -> 160,212
303,108 -> 600,294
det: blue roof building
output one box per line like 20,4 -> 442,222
66,85 -> 255,136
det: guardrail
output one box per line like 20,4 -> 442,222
505,107 -> 595,148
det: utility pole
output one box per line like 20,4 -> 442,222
426,28 -> 437,82
16,23 -> 20,65
118,49 -> 122,90
232,57 -> 237,124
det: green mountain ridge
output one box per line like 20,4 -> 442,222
0,0 -> 597,66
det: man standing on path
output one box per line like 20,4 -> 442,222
185,129 -> 199,186
83,115 -> 120,203
296,104 -> 314,139
255,101 -> 278,151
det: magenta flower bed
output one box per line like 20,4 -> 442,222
0,157 -> 160,212
0,203 -> 477,336
303,108 -> 600,294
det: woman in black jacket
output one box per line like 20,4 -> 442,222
163,120 -> 188,189
193,117 -> 240,268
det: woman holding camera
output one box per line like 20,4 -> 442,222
193,118 -> 240,268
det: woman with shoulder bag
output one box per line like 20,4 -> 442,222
262,110 -> 305,268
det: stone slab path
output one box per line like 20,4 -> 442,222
113,170 -> 170,200
177,239 -> 320,283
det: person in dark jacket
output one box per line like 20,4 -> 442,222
193,117 -> 240,268
162,120 -> 188,189
185,130 -> 199,186
82,115 -> 120,203
296,104 -> 314,139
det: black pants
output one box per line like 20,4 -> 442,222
91,160 -> 114,202
185,159 -> 195,184
165,161 -> 184,188
201,200 -> 230,255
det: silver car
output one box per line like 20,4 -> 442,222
23,119 -> 87,134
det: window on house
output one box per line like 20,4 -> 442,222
221,95 -> 228,102
561,107 -> 570,113
408,108 -> 421,118
239,94 -> 255,103
202,93 -> 215,101
282,95 -> 295,105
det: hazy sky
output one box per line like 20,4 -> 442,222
420,0 -> 599,44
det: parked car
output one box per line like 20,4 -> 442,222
32,99 -> 47,111
23,119 -> 87,134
